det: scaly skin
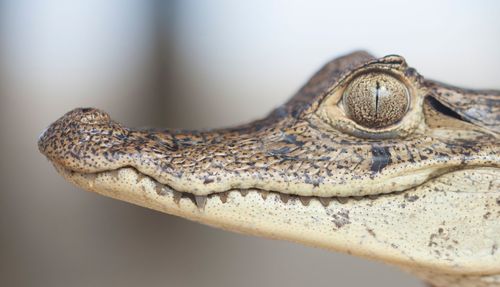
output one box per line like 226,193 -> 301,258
38,51 -> 500,287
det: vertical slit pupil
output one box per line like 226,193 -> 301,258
342,72 -> 409,129
375,81 -> 380,116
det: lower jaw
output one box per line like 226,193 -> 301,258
54,164 -> 500,279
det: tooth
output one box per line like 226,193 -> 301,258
173,190 -> 182,205
155,185 -> 166,196
195,195 -> 207,210
84,174 -> 97,187
240,190 -> 249,197
260,191 -> 269,200
319,197 -> 331,207
337,197 -> 349,204
279,193 -> 290,203
218,192 -> 228,203
183,193 -> 196,205
84,173 -> 97,180
136,173 -> 146,184
299,196 -> 311,206
109,170 -> 120,180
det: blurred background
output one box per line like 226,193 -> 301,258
1,1 -> 499,286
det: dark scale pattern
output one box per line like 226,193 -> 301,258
38,51 -> 499,197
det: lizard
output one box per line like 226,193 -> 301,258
38,51 -> 500,287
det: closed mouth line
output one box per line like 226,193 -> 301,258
55,164 -> 496,209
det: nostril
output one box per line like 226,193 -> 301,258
38,108 -> 119,162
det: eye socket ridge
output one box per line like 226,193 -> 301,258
342,72 -> 410,129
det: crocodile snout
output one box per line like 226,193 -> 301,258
38,108 -> 129,173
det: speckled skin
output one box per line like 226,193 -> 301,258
38,51 -> 500,287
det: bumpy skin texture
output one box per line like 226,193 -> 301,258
39,51 -> 500,287
38,52 -> 498,197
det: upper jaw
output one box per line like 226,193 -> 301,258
39,103 -> 499,198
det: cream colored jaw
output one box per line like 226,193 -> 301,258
55,164 -> 500,277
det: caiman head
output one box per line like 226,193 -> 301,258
38,51 -> 499,286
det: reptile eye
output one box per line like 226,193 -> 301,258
342,73 -> 409,128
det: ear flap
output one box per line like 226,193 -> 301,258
426,80 -> 500,133
284,51 -> 375,117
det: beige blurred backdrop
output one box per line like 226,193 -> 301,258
1,1 -> 499,286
